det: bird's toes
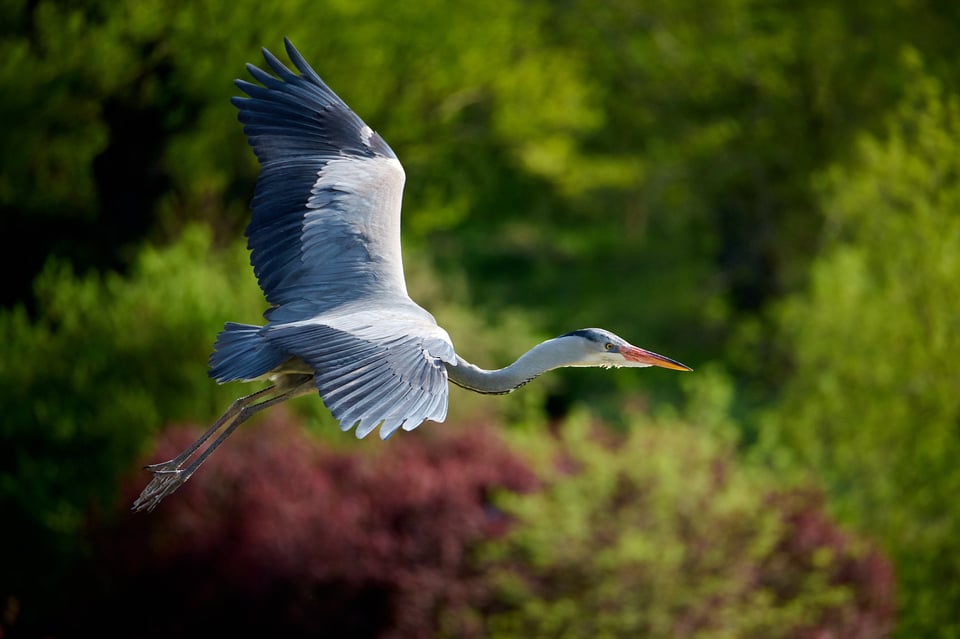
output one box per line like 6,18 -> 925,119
143,460 -> 179,473
149,467 -> 184,477
131,467 -> 195,512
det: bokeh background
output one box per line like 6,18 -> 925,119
2,1 -> 959,637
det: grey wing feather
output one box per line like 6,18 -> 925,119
267,317 -> 455,439
233,38 -> 408,316
228,40 -> 457,437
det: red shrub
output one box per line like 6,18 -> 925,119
74,410 -> 537,639
762,489 -> 895,639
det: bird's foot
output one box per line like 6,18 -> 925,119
131,461 -> 194,513
144,460 -> 181,473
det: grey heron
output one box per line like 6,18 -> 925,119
132,39 -> 691,512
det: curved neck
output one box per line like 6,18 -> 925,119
445,338 -> 580,395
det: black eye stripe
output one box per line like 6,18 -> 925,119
561,329 -> 597,340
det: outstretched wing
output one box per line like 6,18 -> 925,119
233,38 -> 409,317
267,309 -> 456,439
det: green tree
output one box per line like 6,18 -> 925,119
761,54 -> 960,637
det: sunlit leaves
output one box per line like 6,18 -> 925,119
764,58 -> 960,637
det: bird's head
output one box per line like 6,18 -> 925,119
559,328 -> 692,371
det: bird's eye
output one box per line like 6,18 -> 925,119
604,342 -> 614,351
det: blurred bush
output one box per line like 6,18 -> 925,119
60,413 -> 537,638
472,411 -> 892,639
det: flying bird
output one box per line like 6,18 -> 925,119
132,39 -> 691,512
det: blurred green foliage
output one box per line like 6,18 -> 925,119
0,228 -> 258,566
2,0 -> 959,636
762,58 -> 960,638
475,407 -> 891,639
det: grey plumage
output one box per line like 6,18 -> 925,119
132,39 -> 690,512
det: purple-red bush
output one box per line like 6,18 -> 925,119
72,410 -> 537,639
761,489 -> 895,639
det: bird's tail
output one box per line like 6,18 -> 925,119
208,322 -> 288,383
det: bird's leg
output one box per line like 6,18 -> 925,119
131,378 -> 314,512
143,384 -> 277,474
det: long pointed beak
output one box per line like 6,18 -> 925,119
619,345 -> 692,371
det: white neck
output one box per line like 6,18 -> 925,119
444,337 -> 584,394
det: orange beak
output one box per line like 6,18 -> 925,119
619,345 -> 692,371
